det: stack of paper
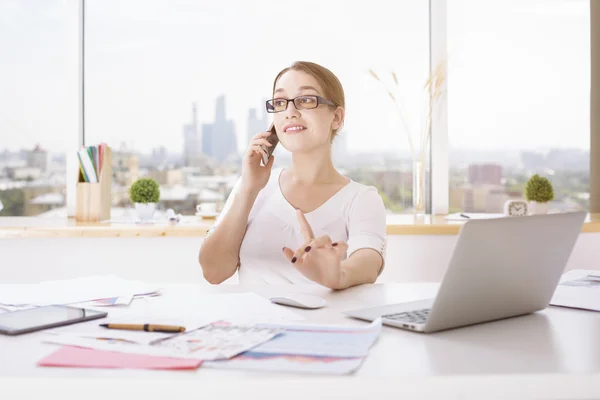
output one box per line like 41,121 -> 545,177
204,319 -> 382,375
43,323 -> 284,363
41,318 -> 381,374
38,292 -> 305,371
0,275 -> 161,307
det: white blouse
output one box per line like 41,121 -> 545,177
207,168 -> 387,284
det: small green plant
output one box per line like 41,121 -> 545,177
130,178 -> 160,204
525,174 -> 554,203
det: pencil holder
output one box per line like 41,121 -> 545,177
75,147 -> 112,222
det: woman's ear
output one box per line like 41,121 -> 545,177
332,106 -> 345,131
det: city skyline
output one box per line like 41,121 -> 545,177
1,141 -> 589,217
0,0 -> 591,155
0,139 -> 590,173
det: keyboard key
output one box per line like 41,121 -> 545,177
382,308 -> 431,323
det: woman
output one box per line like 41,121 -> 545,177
199,61 -> 386,289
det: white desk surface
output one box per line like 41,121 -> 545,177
2,282 -> 600,399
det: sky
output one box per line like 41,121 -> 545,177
0,0 -> 591,156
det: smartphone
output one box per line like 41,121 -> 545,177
261,123 -> 279,166
0,305 -> 107,336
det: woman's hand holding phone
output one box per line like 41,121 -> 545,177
240,126 -> 276,195
261,124 -> 279,165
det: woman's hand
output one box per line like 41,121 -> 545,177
282,210 -> 349,290
240,130 -> 275,195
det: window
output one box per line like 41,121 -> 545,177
85,0 -> 430,215
0,0 -> 78,217
447,0 -> 590,213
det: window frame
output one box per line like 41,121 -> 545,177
64,0 -> 593,217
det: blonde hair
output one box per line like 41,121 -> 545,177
272,61 -> 345,141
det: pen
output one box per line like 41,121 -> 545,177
100,323 -> 186,333
460,213 -> 471,219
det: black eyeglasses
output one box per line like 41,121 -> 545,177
266,95 -> 336,113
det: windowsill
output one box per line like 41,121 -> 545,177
0,214 -> 599,238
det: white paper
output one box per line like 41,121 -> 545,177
0,304 -> 37,314
0,275 -> 161,306
142,292 -> 305,325
445,213 -> 505,221
152,324 -> 284,360
85,295 -> 135,307
196,293 -> 306,324
44,331 -> 168,346
250,318 -> 382,358
203,352 -> 366,375
47,313 -> 211,346
44,324 -> 283,361
551,270 -> 600,312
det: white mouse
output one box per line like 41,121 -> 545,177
269,294 -> 327,309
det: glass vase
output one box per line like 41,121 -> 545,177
412,159 -> 426,216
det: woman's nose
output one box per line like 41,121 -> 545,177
283,100 -> 301,118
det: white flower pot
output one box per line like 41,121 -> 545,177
135,202 -> 156,222
529,201 -> 549,215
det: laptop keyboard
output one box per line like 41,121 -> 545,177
382,308 -> 431,324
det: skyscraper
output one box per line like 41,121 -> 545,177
183,103 -> 202,167
202,95 -> 238,163
201,123 -> 213,159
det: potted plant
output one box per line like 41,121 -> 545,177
130,178 -> 160,222
525,174 -> 554,215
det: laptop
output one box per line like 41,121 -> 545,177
344,211 -> 587,333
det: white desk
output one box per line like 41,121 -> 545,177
2,283 -> 600,399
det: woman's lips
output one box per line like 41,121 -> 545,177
284,124 -> 307,133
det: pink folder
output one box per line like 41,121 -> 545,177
38,346 -> 202,370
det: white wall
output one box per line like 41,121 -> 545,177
1,233 -> 599,284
